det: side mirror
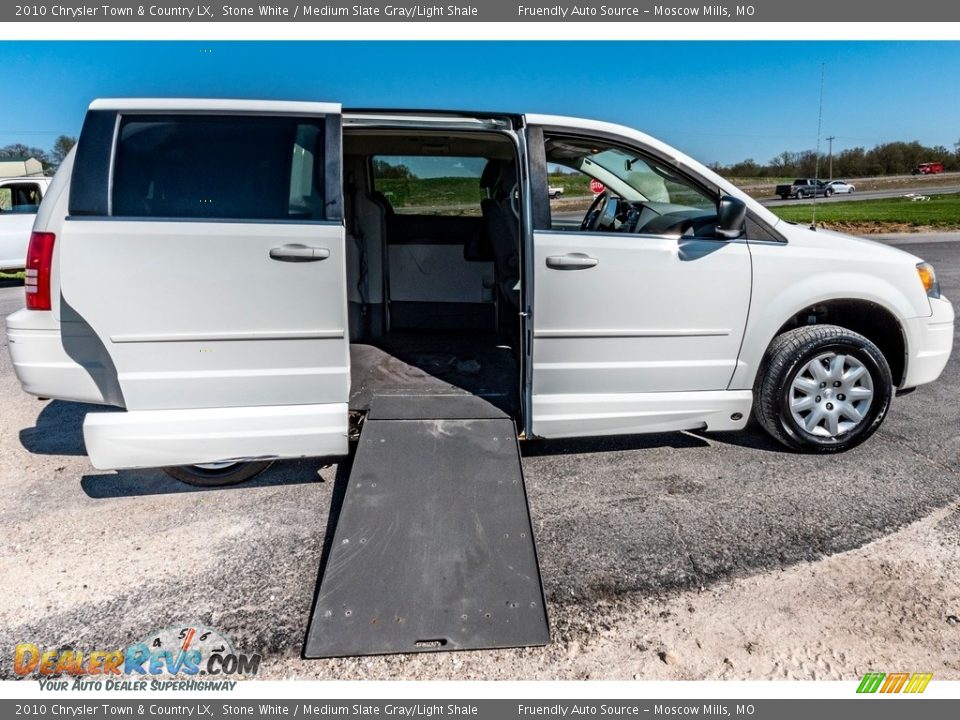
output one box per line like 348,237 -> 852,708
716,195 -> 747,240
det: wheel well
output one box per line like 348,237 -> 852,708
773,300 -> 906,385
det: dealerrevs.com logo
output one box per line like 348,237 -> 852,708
856,672 -> 933,694
14,625 -> 261,691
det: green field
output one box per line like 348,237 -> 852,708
374,173 -> 594,213
770,193 -> 960,229
0,271 -> 24,280
546,173 -> 594,196
375,176 -> 484,210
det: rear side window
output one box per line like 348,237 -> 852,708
0,183 -> 43,214
372,155 -> 487,216
112,115 -> 326,220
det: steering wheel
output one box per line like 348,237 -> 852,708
580,193 -> 619,232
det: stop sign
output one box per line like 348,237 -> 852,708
590,179 -> 605,194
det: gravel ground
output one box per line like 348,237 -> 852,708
0,237 -> 957,681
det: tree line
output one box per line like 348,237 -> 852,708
0,135 -> 76,174
5,135 -> 959,181
711,139 -> 960,179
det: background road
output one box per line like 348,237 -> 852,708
550,180 -> 960,225
761,185 -> 960,207
0,235 -> 957,679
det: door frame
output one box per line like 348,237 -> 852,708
517,123 -> 550,439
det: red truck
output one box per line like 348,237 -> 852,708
913,162 -> 945,175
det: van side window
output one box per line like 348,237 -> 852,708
112,115 -> 326,221
543,135 -> 720,238
372,155 -> 487,216
0,183 -> 42,214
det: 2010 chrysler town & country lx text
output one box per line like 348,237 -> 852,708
6,99 -> 954,485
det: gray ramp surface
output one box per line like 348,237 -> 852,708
304,400 -> 549,657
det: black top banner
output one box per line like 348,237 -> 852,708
5,0 -> 957,22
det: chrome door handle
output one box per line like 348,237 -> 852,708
545,253 -> 599,270
269,244 -> 331,262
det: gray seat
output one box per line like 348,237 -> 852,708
480,160 -> 521,308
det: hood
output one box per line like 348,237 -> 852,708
777,222 -> 925,265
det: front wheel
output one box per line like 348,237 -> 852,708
754,325 -> 892,453
164,461 -> 274,487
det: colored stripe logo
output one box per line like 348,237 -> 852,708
857,672 -> 932,694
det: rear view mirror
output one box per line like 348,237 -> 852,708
716,195 -> 747,240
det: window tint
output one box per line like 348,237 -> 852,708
372,156 -> 487,216
112,115 -> 325,220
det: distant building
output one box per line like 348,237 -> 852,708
0,157 -> 44,178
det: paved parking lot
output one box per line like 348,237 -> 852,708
0,237 -> 958,680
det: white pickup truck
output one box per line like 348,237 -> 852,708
0,176 -> 50,271
5,99 -> 954,486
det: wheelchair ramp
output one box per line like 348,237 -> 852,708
304,394 -> 549,658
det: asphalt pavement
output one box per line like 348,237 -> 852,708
0,236 -> 957,675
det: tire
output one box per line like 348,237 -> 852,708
164,461 -> 274,487
796,191 -> 806,199
754,325 -> 892,453
779,194 -> 789,200
825,189 -> 834,197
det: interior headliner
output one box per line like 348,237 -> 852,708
343,129 -> 515,159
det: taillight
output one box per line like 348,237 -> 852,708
25,231 -> 55,311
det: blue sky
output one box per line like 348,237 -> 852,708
1,41 -> 959,165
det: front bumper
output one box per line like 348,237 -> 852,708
902,296 -> 955,389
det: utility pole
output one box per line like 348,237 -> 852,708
826,135 -> 836,180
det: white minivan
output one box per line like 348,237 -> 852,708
6,99 -> 954,485
0,175 -> 50,271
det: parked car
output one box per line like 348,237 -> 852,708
6,99 -> 953,486
548,185 -> 564,199
825,180 -> 855,195
775,178 -> 830,200
0,176 -> 51,271
912,162 -> 945,175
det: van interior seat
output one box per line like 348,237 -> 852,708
480,159 -> 521,308
343,163 -> 390,339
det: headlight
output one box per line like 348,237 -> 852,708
916,262 -> 941,299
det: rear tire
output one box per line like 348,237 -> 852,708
754,325 -> 892,453
164,461 -> 274,487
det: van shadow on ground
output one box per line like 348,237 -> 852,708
21,398 -> 786,502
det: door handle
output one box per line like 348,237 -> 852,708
269,244 -> 331,262
545,253 -> 599,270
